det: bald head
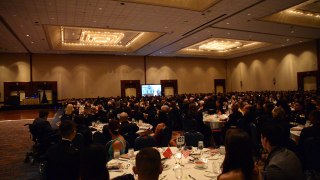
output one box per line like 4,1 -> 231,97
119,112 -> 128,122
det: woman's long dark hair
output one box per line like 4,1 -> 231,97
80,144 -> 110,180
222,128 -> 254,180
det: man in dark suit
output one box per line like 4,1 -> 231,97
45,121 -> 80,180
119,112 -> 139,135
32,110 -> 59,143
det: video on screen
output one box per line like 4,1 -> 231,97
141,84 -> 161,96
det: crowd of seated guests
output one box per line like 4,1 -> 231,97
31,90 -> 319,179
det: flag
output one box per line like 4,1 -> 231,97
162,147 -> 173,158
181,149 -> 191,158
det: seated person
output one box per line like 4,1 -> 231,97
133,147 -> 163,180
261,122 -> 303,180
118,112 -> 139,135
32,110 -> 60,143
80,144 -> 109,180
298,110 -> 320,174
45,121 -> 80,180
107,119 -> 127,160
218,128 -> 260,180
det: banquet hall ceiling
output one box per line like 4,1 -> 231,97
0,0 -> 319,59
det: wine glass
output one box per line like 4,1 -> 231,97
174,165 -> 183,179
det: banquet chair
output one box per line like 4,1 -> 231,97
184,131 -> 204,147
123,132 -> 139,150
134,136 -> 157,150
92,131 -> 109,146
158,127 -> 172,147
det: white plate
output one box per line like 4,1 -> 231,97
204,172 -> 219,178
194,165 -> 208,170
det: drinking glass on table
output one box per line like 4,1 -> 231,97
128,148 -> 135,164
174,165 -> 183,179
212,160 -> 221,175
114,150 -> 120,162
198,141 -> 204,154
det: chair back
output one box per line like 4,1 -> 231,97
184,131 -> 204,147
92,131 -> 108,145
123,132 -> 139,150
134,136 -> 157,150
159,127 -> 172,147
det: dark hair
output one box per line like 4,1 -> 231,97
59,120 -> 76,138
222,129 -> 254,180
39,110 -> 49,119
136,147 -> 161,177
80,144 -> 109,180
109,119 -> 120,135
260,122 -> 285,147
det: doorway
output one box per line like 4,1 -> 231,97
297,71 -> 318,91
120,80 -> 141,97
214,79 -> 226,94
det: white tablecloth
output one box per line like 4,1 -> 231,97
91,122 -> 153,134
109,147 -> 224,180
203,114 -> 228,129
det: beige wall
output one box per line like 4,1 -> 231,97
226,41 -> 318,92
32,54 -> 145,99
0,41 -> 318,101
146,57 -> 226,94
0,53 -> 30,102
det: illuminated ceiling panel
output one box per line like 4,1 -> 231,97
261,0 -> 320,28
178,38 -> 270,57
112,0 -> 219,11
45,26 -> 164,52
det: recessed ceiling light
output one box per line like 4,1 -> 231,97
226,22 -> 230,25
286,38 -> 290,42
31,41 -> 34,44
299,40 -> 303,43
247,13 -> 251,16
72,32 -> 75,36
227,32 -> 231,35
26,34 -> 30,37
98,8 -> 102,10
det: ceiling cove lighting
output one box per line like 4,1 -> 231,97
177,38 -> 270,57
60,27 -> 142,47
261,0 -> 320,28
46,25 -> 164,52
184,38 -> 259,52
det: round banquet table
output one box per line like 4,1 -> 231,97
203,114 -> 228,130
108,147 -> 224,180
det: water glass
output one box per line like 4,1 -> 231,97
128,148 -> 135,164
212,160 -> 221,174
174,165 -> 183,179
114,150 -> 120,160
198,141 -> 204,151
